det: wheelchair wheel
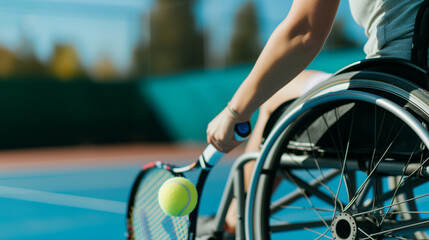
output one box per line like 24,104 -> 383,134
290,71 -> 429,123
249,78 -> 429,239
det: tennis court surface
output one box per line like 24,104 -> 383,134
0,144 -> 236,240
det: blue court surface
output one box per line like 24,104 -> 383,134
6,145 -> 425,240
0,145 -> 233,240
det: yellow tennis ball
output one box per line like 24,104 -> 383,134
158,177 -> 198,217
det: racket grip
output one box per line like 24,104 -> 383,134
202,122 -> 251,167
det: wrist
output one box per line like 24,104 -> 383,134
227,102 -> 249,122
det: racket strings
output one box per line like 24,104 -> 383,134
130,168 -> 189,240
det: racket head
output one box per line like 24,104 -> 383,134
126,161 -> 190,240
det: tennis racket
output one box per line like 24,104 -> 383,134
126,122 -> 251,240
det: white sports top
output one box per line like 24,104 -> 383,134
348,0 -> 424,60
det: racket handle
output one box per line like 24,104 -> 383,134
202,122 -> 251,168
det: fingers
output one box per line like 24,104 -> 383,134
206,110 -> 240,153
207,126 -> 237,153
211,137 -> 238,153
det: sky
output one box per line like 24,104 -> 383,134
0,0 -> 367,73
195,0 -> 366,63
0,0 -> 145,73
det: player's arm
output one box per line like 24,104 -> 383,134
230,0 -> 340,119
207,0 -> 340,152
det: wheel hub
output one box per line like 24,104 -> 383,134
331,212 -> 358,240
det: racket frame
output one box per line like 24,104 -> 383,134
126,160 -> 202,240
126,122 -> 251,240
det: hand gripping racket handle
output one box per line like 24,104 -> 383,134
202,122 -> 251,168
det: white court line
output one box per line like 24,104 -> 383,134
0,186 -> 126,214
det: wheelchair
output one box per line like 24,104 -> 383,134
203,2 -> 429,240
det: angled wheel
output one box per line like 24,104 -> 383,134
248,76 -> 429,240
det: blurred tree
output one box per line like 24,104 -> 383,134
131,38 -> 149,77
16,56 -> 48,77
133,0 -> 204,76
49,44 -> 85,80
93,56 -> 117,81
228,1 -> 262,65
15,35 -> 48,77
0,47 -> 17,78
0,37 -> 48,79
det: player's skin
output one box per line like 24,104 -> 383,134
206,0 -> 341,234
224,70 -> 322,233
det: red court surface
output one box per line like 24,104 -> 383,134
0,143 -> 244,170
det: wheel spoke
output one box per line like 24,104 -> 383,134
369,219 -> 429,238
354,192 -> 429,218
280,170 -> 332,230
282,171 -> 344,209
359,227 -> 376,240
312,229 -> 332,240
270,214 -> 334,239
269,218 -> 332,232
354,177 -> 373,210
380,143 -> 420,225
345,123 -> 405,211
270,169 -> 340,214
278,205 -> 335,212
333,108 -> 354,215
305,123 -> 340,210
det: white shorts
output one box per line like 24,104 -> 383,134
302,72 -> 332,94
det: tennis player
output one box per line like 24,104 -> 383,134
204,0 -> 426,237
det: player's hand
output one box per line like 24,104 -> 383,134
207,107 -> 244,153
